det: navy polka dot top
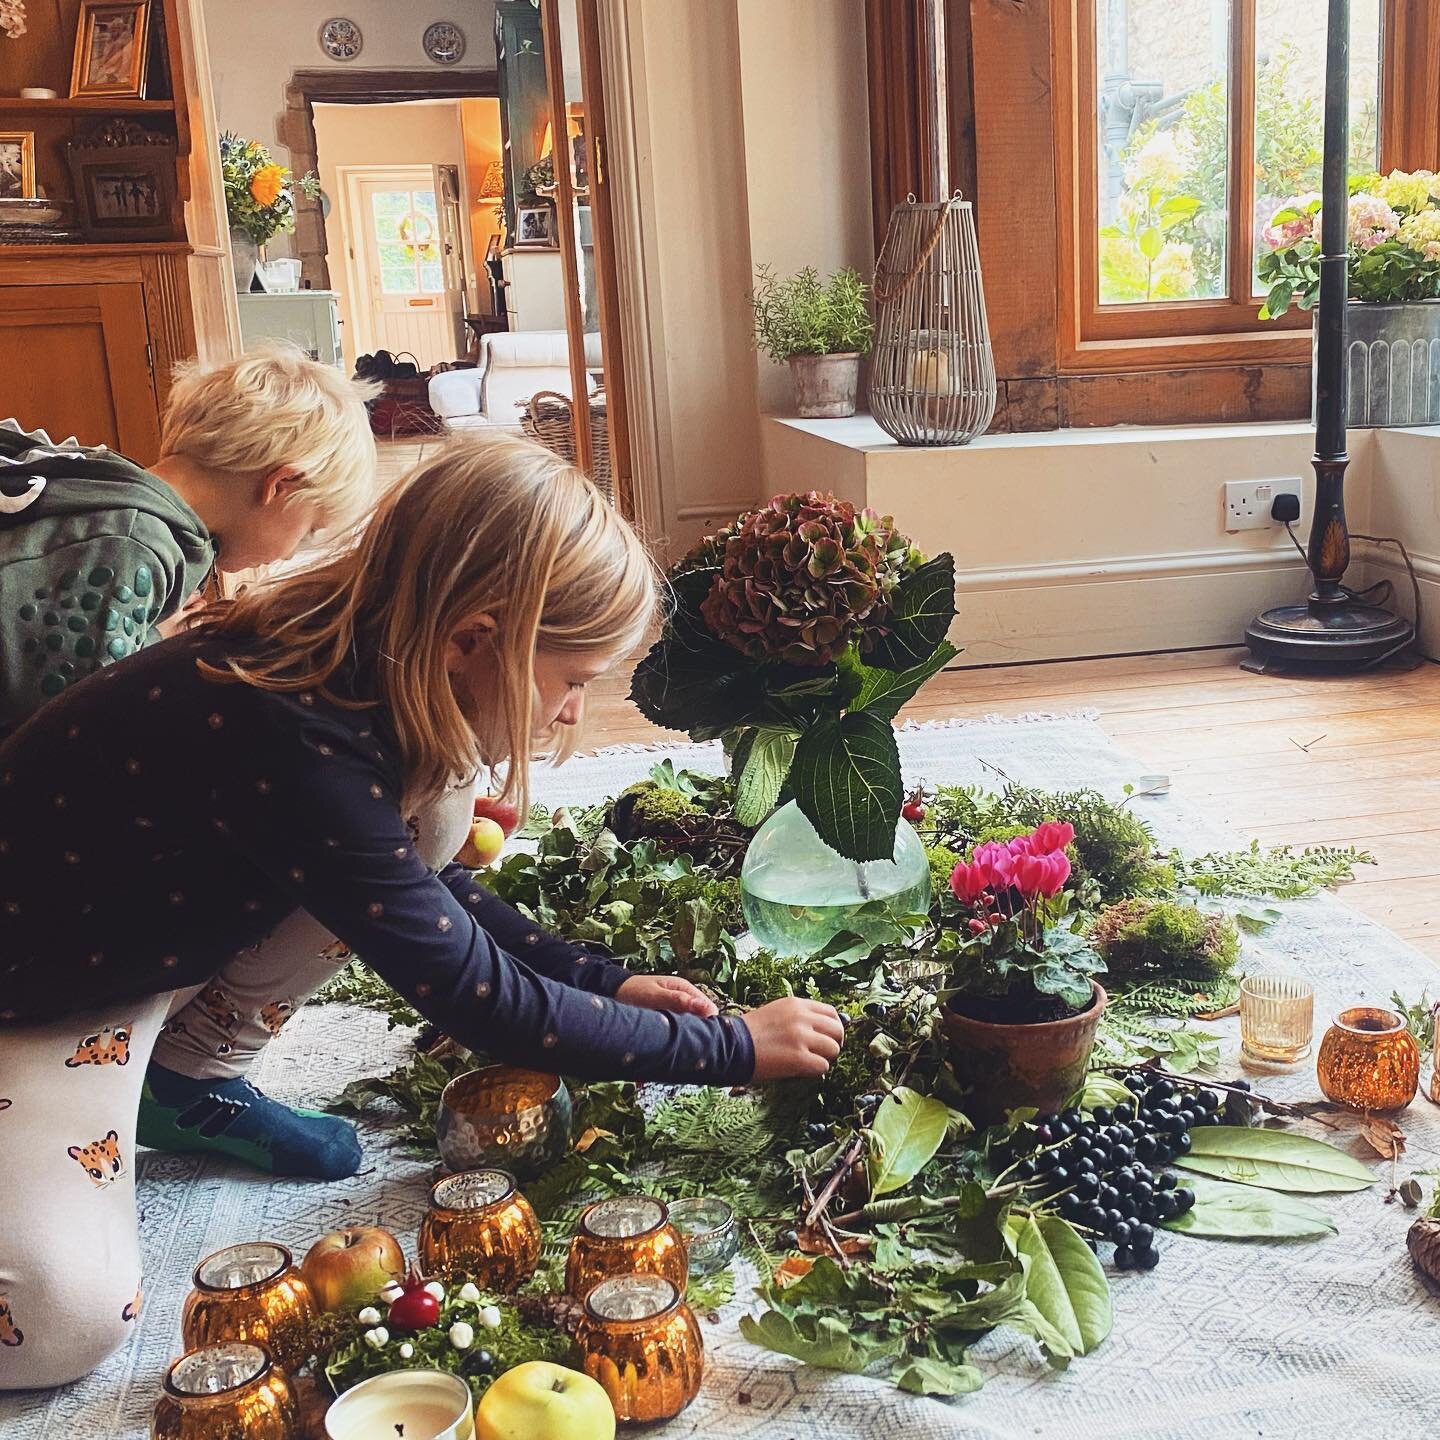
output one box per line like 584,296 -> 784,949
0,631 -> 755,1085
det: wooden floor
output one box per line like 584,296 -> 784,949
586,647 -> 1440,970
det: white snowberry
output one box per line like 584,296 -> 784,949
357,1306 -> 381,1325
449,1321 -> 475,1351
478,1304 -> 502,1330
458,1282 -> 482,1303
398,1342 -> 415,1360
424,1281 -> 446,1302
363,1327 -> 389,1350
379,1282 -> 405,1304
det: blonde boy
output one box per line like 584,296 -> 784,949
0,344 -> 376,734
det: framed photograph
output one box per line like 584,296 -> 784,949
515,203 -> 555,248
70,0 -> 151,100
0,132 -> 35,201
66,120 -> 177,242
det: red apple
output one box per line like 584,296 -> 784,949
300,1226 -> 405,1313
474,793 -> 523,837
456,817 -> 506,869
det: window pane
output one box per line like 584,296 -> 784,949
370,190 -> 411,227
420,261 -> 445,293
1096,0 -> 1231,304
1252,0 -> 1382,293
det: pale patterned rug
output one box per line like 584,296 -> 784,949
6,715 -> 1440,1439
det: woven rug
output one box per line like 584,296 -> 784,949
6,715 -> 1440,1439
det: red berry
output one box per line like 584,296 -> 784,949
902,802 -> 926,824
387,1283 -> 441,1332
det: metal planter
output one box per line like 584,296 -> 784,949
1319,300 -> 1440,428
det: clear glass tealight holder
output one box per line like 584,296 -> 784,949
1240,973 -> 1314,1066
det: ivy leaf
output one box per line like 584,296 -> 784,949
1013,1216 -> 1112,1356
865,1087 -> 952,1197
893,1355 -> 985,1396
790,711 -> 903,862
734,727 -> 800,826
865,555 -> 957,670
1175,1126 -> 1376,1193
1164,1175 -> 1337,1239
738,1310 -> 895,1373
844,642 -> 960,722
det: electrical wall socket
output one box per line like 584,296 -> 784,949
1224,478 -> 1302,532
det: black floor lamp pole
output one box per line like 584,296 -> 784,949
1243,0 -> 1414,670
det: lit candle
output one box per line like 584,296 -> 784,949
324,1370 -> 474,1440
907,345 -> 952,395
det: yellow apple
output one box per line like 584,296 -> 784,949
299,1226 -> 405,1313
477,1361 -> 615,1440
457,817 -> 506,869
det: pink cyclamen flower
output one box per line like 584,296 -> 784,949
1006,834 -> 1034,856
1030,821 -> 1076,854
1013,850 -> 1071,899
966,918 -> 989,935
950,860 -> 989,904
970,841 -> 1015,891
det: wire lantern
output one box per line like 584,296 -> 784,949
870,193 -> 996,446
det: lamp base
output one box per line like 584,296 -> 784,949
1242,598 -> 1416,674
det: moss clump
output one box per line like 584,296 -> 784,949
1089,898 -> 1240,985
925,843 -> 964,903
628,786 -> 700,828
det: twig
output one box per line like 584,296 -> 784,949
1101,1060 -> 1341,1130
1288,733 -> 1327,753
804,1135 -> 864,1229
800,1168 -> 851,1269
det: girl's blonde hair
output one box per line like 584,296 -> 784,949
162,343 -> 378,533
198,432 -> 660,813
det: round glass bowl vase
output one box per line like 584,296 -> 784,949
418,1169 -> 542,1289
739,800 -> 931,957
436,1064 -> 573,1180
152,1342 -> 299,1440
565,1195 -> 689,1299
1317,1006 -> 1421,1112
180,1243 -> 316,1374
666,1197 -> 739,1277
574,1274 -> 704,1424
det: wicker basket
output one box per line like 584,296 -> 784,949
519,389 -> 612,500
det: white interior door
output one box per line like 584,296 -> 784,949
346,167 -> 464,368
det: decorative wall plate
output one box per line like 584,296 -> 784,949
318,16 -> 362,61
423,20 -> 466,64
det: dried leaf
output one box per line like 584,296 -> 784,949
774,1256 -> 816,1287
795,1225 -> 872,1257
573,1125 -> 614,1153
1362,1117 -> 1406,1160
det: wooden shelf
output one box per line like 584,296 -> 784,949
0,97 -> 175,114
0,240 -> 192,259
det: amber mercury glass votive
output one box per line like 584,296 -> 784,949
1317,1006 -> 1421,1112
1239,973 -> 1315,1065
436,1064 -> 574,1180
574,1274 -> 704,1424
180,1242 -> 316,1374
418,1168 -> 541,1288
152,1342 -> 299,1440
565,1195 -> 689,1300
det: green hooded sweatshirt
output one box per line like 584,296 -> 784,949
0,419 -> 215,732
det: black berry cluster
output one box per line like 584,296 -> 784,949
1012,1074 -> 1228,1271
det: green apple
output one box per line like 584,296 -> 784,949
476,1361 -> 615,1440
456,817 -> 506,869
299,1226 -> 405,1313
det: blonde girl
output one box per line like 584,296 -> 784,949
0,433 -> 843,1390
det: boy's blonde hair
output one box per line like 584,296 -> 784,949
162,343 -> 378,533
199,432 -> 660,813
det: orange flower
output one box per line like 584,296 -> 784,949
249,164 -> 285,207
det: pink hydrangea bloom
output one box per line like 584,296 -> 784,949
1313,194 -> 1400,251
1261,193 -> 1320,253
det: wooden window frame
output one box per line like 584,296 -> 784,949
866,0 -> 1440,430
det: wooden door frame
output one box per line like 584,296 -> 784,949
277,68 -> 499,291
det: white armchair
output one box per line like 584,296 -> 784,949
428,330 -> 603,432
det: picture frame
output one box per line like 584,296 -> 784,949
66,120 -> 177,242
70,0 -> 151,100
514,203 -> 555,249
0,132 -> 36,201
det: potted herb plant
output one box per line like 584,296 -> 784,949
1258,168 -> 1440,426
219,132 -> 320,293
630,492 -> 957,956
751,264 -> 875,419
938,823 -> 1108,1123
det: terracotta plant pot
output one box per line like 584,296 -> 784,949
788,352 -> 861,419
940,981 -> 1108,1125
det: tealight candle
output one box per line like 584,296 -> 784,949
324,1370 -> 474,1440
666,1197 -> 739,1276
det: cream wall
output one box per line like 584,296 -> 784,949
311,101 -> 468,372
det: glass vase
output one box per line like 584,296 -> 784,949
739,801 -> 931,957
1316,1006 -> 1420,1112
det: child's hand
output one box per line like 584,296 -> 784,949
740,998 -> 845,1080
614,974 -> 718,1018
